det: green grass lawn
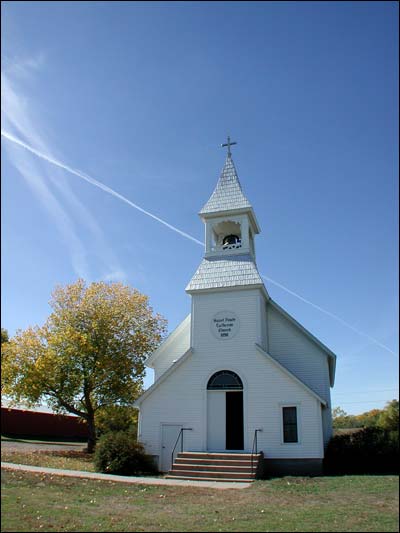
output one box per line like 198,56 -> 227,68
1,449 -> 95,472
1,470 -> 398,532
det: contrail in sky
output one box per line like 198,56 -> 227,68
1,129 -> 396,356
261,275 -> 396,355
1,130 -> 204,246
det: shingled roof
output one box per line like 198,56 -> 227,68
186,254 -> 264,292
199,155 -> 252,215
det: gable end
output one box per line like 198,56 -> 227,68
269,299 -> 337,387
255,343 -> 327,406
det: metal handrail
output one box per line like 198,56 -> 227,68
251,429 -> 263,475
171,427 -> 192,469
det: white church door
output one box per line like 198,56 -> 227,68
207,371 -> 244,451
161,424 -> 182,472
207,391 -> 226,450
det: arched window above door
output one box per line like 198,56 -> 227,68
207,370 -> 243,390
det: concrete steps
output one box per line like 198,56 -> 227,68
166,451 -> 263,482
174,458 -> 253,466
165,475 -> 254,483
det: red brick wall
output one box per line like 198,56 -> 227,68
1,408 -> 88,439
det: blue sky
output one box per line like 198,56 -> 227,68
1,1 -> 398,414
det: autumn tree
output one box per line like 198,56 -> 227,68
332,407 -> 354,429
355,409 -> 382,428
332,402 -> 399,431
378,400 -> 399,432
1,280 -> 166,452
1,328 -> 9,344
95,405 -> 139,438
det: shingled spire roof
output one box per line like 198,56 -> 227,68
199,155 -> 252,215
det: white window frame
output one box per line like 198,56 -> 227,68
280,403 -> 301,445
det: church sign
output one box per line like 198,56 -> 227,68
211,311 -> 239,340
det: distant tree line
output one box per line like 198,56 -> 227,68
332,400 -> 399,431
326,400 -> 398,475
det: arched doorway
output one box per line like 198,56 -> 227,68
207,370 -> 244,451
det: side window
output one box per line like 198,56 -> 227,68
282,406 -> 298,443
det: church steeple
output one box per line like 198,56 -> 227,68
199,142 -> 260,260
186,141 -> 265,294
199,155 -> 253,215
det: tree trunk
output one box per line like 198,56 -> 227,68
86,417 -> 97,454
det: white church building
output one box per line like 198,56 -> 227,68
135,142 -> 337,478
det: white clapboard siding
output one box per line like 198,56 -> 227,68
259,292 -> 268,351
138,343 -> 324,460
266,303 -> 333,447
150,315 -> 191,381
138,288 -> 324,464
267,303 -> 332,403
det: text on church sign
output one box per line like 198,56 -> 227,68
211,311 -> 239,340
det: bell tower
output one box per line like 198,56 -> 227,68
203,206 -> 258,260
186,138 -> 266,296
200,137 -> 260,260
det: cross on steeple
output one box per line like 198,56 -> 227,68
221,135 -> 237,158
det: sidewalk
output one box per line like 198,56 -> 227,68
1,462 -> 251,490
